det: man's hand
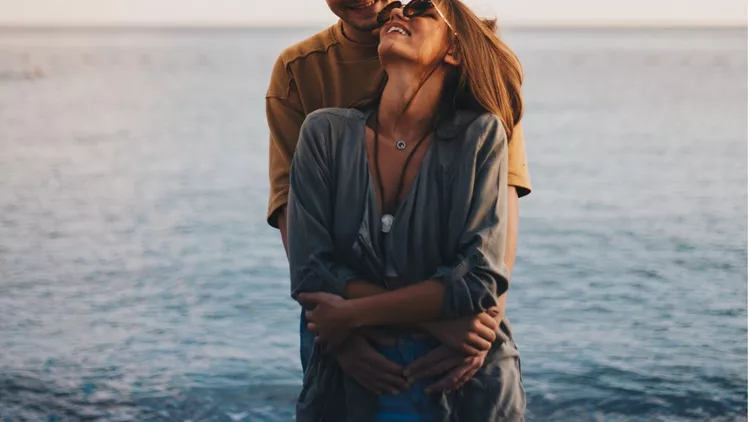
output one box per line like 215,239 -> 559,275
421,309 -> 500,355
299,292 -> 354,346
335,332 -> 408,395
403,345 -> 487,394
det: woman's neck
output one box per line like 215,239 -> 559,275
378,64 -> 446,140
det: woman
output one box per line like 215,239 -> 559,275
287,0 -> 525,420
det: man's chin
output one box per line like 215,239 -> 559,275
347,19 -> 383,34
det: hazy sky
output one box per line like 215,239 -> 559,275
0,0 -> 746,27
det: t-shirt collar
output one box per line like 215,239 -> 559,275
333,20 -> 380,60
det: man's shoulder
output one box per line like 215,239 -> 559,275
267,24 -> 342,99
276,24 -> 340,69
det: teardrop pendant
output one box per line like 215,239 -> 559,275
381,214 -> 395,233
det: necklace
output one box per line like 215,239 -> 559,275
373,107 -> 432,234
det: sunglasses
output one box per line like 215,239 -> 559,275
377,0 -> 457,36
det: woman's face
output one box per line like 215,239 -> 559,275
378,1 -> 455,69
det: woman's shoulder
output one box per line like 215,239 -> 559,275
472,111 -> 506,133
462,111 -> 506,140
439,110 -> 507,155
301,107 -> 366,131
296,107 -> 366,159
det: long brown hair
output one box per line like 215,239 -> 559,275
353,0 -> 524,141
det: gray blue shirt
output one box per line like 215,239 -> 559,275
287,107 -> 525,421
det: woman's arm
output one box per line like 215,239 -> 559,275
301,114 -> 510,328
287,112 -> 363,298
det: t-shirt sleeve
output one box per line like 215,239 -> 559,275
507,122 -> 532,198
266,55 -> 306,228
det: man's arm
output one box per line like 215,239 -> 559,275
504,185 -> 519,278
490,185 -> 519,323
278,208 -> 289,257
266,55 -> 305,239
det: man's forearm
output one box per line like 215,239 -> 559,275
491,186 -> 519,324
278,207 -> 289,258
347,281 -> 449,333
346,279 -> 446,327
504,186 -> 519,277
345,280 -> 387,299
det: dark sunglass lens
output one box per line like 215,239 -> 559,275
404,0 -> 433,18
377,1 -> 403,24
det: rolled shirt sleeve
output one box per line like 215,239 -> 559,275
432,114 -> 510,319
287,111 -> 361,299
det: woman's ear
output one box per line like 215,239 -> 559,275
443,44 -> 461,66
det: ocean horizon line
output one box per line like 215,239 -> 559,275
0,21 -> 746,31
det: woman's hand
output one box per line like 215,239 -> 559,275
298,292 -> 355,346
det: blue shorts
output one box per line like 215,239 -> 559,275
300,313 -> 439,420
299,308 -> 315,373
298,311 -> 525,421
373,335 -> 440,422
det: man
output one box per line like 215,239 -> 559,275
266,0 -> 531,395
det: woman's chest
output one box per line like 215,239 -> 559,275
363,127 -> 433,214
328,136 -> 465,281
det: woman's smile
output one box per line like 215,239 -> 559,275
383,22 -> 411,37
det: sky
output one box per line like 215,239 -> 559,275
0,0 -> 746,27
